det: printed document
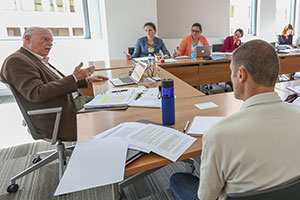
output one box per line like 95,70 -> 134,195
84,94 -> 133,109
94,122 -> 151,153
126,124 -> 196,162
187,116 -> 224,135
54,138 -> 128,196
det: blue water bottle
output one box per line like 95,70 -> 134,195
161,79 -> 175,125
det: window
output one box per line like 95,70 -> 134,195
230,0 -> 257,35
0,0 -> 89,39
275,0 -> 296,35
48,28 -> 69,36
7,28 -> 21,36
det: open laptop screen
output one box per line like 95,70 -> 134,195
131,62 -> 147,82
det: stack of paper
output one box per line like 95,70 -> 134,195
84,94 -> 133,109
95,122 -> 196,162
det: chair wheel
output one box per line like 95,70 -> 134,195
32,156 -> 42,164
209,85 -> 213,89
7,183 -> 19,193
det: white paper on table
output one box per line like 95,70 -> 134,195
126,124 -> 197,162
292,97 -> 300,106
93,122 -> 151,153
187,116 -> 224,136
107,86 -> 145,96
163,58 -> 178,63
129,88 -> 161,108
194,102 -> 218,110
54,138 -> 128,196
133,57 -> 149,62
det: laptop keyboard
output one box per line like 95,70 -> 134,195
120,77 -> 134,84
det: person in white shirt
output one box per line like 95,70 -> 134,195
169,39 -> 300,200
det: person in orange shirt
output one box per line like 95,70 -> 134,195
176,23 -> 210,56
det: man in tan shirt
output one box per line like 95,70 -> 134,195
1,27 -> 108,141
170,40 -> 300,200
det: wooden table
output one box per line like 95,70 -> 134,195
158,54 -> 300,87
77,92 -> 243,176
80,67 -> 205,98
88,60 -> 135,70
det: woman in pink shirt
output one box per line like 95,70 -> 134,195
220,29 -> 243,52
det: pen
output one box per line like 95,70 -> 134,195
183,120 -> 190,133
111,89 -> 128,93
135,92 -> 142,100
123,51 -> 128,55
288,96 -> 297,103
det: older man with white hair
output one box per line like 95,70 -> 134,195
0,27 -> 108,141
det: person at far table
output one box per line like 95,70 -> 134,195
175,23 -> 210,56
220,28 -> 243,52
126,22 -> 170,60
278,24 -> 293,47
169,39 -> 300,200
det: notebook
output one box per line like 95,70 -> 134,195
110,61 -> 147,86
196,46 -> 211,57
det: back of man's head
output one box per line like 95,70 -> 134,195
232,39 -> 280,87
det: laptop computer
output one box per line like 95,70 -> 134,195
196,46 -> 211,57
110,61 -> 147,86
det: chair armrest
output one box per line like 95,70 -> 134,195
27,107 -> 62,115
27,107 -> 62,145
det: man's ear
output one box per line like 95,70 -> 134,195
238,66 -> 248,84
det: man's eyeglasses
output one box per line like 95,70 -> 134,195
32,35 -> 53,43
191,30 -> 200,33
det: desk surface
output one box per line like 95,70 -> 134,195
77,92 -> 243,176
90,67 -> 205,98
88,60 -> 135,70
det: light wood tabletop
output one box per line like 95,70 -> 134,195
88,60 -> 135,70
85,67 -> 205,98
77,92 -> 243,176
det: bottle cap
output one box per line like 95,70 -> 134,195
192,43 -> 196,47
161,79 -> 174,88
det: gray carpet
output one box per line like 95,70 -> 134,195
0,141 -> 200,200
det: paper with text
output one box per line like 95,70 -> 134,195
129,88 -> 161,108
126,124 -> 196,162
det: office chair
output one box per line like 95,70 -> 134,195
225,178 -> 300,200
3,83 -> 73,193
212,44 -> 223,52
128,47 -> 135,55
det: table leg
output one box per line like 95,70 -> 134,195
112,183 -> 119,200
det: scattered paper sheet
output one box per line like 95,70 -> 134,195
54,138 -> 128,196
163,58 -> 178,63
126,124 -> 197,162
187,116 -> 224,135
194,102 -> 218,110
129,87 -> 161,108
287,86 -> 300,95
107,86 -> 145,96
94,122 -> 151,153
292,97 -> 300,106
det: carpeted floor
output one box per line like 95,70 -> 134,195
0,141 -> 200,200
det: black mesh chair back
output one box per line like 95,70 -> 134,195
225,178 -> 300,200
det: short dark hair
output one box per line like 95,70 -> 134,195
232,39 -> 279,87
235,28 -> 244,37
144,22 -> 156,31
192,23 -> 202,32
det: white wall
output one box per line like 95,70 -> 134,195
257,0 -> 277,42
104,0 -> 157,60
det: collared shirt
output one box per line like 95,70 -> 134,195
198,92 -> 300,200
